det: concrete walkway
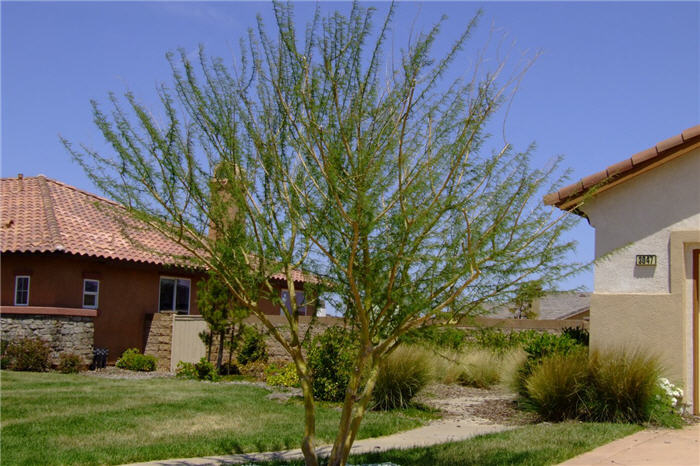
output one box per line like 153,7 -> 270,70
125,419 -> 512,465
558,424 -> 700,466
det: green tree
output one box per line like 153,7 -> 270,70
197,271 -> 249,371
63,3 -> 580,464
510,281 -> 546,319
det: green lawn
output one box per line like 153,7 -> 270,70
0,370 -> 430,465
265,422 -> 643,466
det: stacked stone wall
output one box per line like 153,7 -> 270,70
143,312 -> 175,371
0,314 -> 94,366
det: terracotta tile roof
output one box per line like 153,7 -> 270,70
0,175 -> 316,283
544,124 -> 700,210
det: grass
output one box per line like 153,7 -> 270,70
0,370 -> 432,465
263,422 -> 643,465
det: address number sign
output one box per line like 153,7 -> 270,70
635,255 -> 657,266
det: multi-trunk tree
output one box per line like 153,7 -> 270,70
63,3 -> 580,465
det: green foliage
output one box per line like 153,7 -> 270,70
175,361 -> 197,379
521,348 -> 682,427
515,332 -> 583,396
175,358 -> 220,381
63,2 -> 583,461
307,326 -> 359,402
265,362 -> 300,388
219,361 -> 240,376
372,347 -> 431,410
562,326 -> 589,346
510,281 -> 545,319
467,328 -> 542,354
0,339 -> 11,369
236,325 -> 268,366
57,353 -> 84,374
115,348 -> 157,372
3,337 -> 51,371
584,350 -> 662,424
523,348 -> 589,420
401,326 -> 468,351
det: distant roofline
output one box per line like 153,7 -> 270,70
544,124 -> 700,213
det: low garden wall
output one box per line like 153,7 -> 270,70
0,307 -> 95,366
143,311 -> 587,371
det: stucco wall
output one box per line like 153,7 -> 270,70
1,314 -> 94,366
584,148 -> 700,294
1,252 -> 203,362
581,147 -> 700,412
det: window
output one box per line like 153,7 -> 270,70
159,277 -> 191,314
82,279 -> 100,309
14,276 -> 30,306
281,290 -> 306,316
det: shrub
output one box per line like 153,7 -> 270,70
520,348 -> 682,427
219,361 -> 240,376
115,348 -> 157,372
265,362 -> 300,388
175,358 -> 220,381
0,339 -> 11,369
239,360 -> 268,379
307,326 -> 358,401
524,348 -> 589,421
236,325 -> 268,366
515,332 -> 583,396
372,346 -> 431,410
584,350 -> 661,424
401,326 -> 468,350
468,328 -> 542,354
562,326 -> 589,346
57,353 -> 84,374
457,350 -> 501,388
4,337 -> 51,371
175,361 -> 197,379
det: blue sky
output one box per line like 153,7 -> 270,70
2,1 -> 699,291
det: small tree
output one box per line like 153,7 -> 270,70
510,281 -> 546,319
197,272 -> 249,371
63,3 -> 580,464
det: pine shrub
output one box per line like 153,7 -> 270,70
307,326 -> 358,402
236,325 -> 268,366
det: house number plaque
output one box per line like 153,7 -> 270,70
635,255 -> 657,266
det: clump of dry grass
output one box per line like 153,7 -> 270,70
429,347 -> 526,389
372,345 -> 432,410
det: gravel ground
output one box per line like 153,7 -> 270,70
416,383 -> 538,425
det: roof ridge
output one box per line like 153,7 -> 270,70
40,175 -> 123,208
37,176 -> 65,251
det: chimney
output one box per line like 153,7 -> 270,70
17,173 -> 23,180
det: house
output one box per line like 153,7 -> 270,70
545,124 -> 700,415
486,291 -> 590,321
0,175 -> 316,364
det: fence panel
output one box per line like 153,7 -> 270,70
170,315 -> 208,371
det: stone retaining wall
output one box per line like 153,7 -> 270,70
143,312 -> 175,371
0,314 -> 94,366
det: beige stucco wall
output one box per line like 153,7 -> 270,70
581,146 -> 700,413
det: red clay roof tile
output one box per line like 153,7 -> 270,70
545,124 -> 700,208
1,176 -> 315,283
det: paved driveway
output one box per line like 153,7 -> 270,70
559,424 -> 700,466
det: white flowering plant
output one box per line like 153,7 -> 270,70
655,377 -> 686,414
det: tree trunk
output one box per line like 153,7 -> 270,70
216,329 -> 225,371
293,356 -> 318,466
226,324 -> 235,372
328,351 -> 379,466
